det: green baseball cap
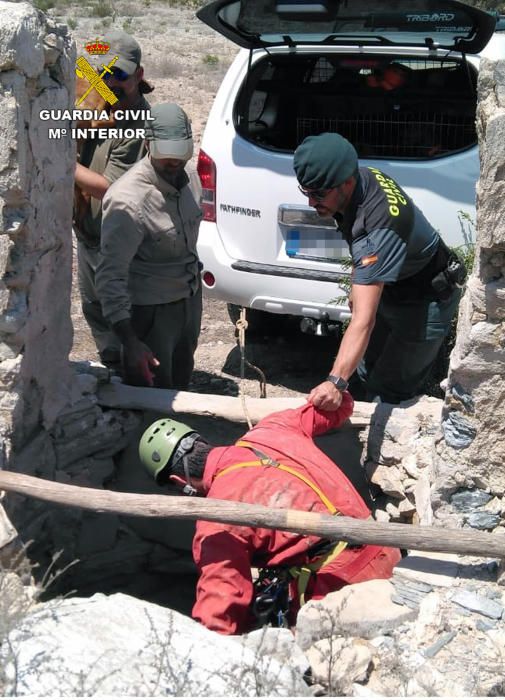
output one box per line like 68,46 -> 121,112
294,133 -> 358,190
105,30 -> 141,74
104,30 -> 154,94
145,103 -> 194,161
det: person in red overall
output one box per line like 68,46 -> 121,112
139,393 -> 400,635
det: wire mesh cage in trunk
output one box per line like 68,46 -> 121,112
296,113 -> 476,158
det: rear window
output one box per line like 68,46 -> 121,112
234,53 -> 478,158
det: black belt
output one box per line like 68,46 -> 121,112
384,239 -> 462,302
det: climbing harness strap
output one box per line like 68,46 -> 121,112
289,539 -> 348,606
216,440 -> 348,609
220,440 -> 339,515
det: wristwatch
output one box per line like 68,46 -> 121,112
326,375 -> 349,392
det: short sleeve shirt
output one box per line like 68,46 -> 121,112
335,167 -> 439,286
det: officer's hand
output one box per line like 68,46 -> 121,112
307,381 -> 343,410
122,337 -> 160,387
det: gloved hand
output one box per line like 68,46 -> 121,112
121,336 -> 160,387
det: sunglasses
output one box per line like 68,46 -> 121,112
103,67 -> 133,82
298,184 -> 334,201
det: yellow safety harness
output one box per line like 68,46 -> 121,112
215,440 -> 348,606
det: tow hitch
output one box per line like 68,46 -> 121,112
300,313 -> 342,338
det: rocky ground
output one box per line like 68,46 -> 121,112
65,0 -> 340,401
3,6 -> 502,695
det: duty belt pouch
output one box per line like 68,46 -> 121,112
431,243 -> 467,300
385,240 -> 465,303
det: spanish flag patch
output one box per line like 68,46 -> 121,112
361,254 -> 378,266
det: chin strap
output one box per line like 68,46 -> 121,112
182,455 -> 198,497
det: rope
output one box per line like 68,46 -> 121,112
235,307 -> 267,429
236,308 -> 253,429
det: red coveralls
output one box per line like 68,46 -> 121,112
192,392 -> 400,635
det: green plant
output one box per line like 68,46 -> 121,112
327,256 -> 353,306
455,209 -> 476,271
202,54 -> 219,66
67,17 -> 78,29
122,16 -> 133,30
324,257 -> 353,332
90,1 -> 114,17
33,0 -> 55,11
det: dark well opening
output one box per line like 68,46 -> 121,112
30,410 -> 366,617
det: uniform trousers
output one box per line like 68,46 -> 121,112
129,284 -> 202,389
356,286 -> 461,404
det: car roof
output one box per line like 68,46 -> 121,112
197,0 -> 496,54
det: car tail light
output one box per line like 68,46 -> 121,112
202,271 -> 216,287
197,149 -> 216,222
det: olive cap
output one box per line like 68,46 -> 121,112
145,103 -> 193,160
294,133 -> 358,190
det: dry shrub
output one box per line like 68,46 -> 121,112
143,55 -> 185,79
119,1 -> 146,16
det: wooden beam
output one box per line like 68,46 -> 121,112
0,470 -> 503,559
96,383 -> 376,426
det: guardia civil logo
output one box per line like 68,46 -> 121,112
75,37 -> 119,107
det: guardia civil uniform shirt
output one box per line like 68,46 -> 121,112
335,166 -> 440,292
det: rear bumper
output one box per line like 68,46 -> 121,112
198,222 -> 351,321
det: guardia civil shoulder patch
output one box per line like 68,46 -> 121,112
361,254 -> 378,266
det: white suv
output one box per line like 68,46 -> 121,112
196,0 -> 505,333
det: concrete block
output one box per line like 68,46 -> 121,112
295,579 -> 417,649
393,551 -> 459,588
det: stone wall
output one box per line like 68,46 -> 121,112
432,58 -> 505,531
0,2 -> 76,444
0,1 -> 75,543
0,5 -> 156,592
360,398 -> 442,527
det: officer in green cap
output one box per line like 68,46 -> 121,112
294,132 -> 465,405
95,102 -> 202,389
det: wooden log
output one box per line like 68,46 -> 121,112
0,470 -> 503,559
96,383 -> 376,427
